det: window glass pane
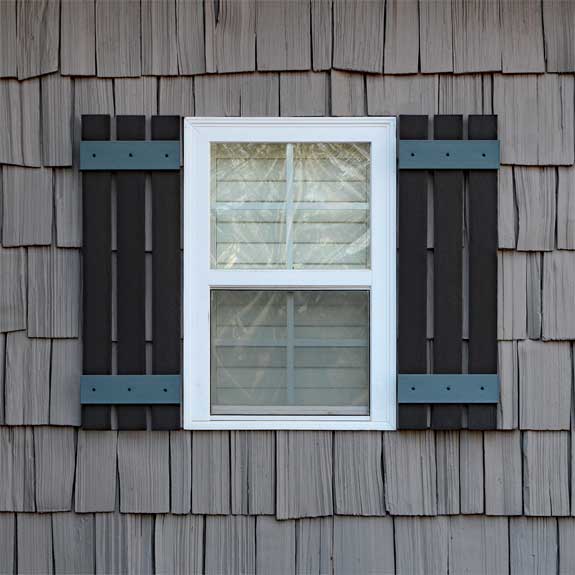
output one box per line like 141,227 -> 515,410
210,290 -> 370,415
211,143 -> 370,269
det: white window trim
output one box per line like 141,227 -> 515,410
183,117 -> 397,430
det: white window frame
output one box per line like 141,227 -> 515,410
183,117 -> 397,430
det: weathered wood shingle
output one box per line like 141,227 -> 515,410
75,431 -> 117,513
333,517 -> 394,575
95,513 -> 154,574
5,332 -> 50,425
280,72 -> 328,116
0,79 -> 41,166
419,0 -> 453,73
55,169 -> 82,248
95,0 -> 141,77
231,431 -> 275,515
277,431 -> 333,520
17,514 -> 53,574
170,431 -> 191,514
114,78 -> 158,116
557,166 -> 575,249
0,514 -> 15,574
484,430 -> 522,515
436,431 -> 460,515
41,74 -> 73,166
498,341 -> 519,429
27,247 -> 80,338
2,167 -> 52,246
52,513 -> 94,574
331,71 -> 366,116
205,0 -> 256,73
542,251 -> 575,339
333,0 -> 384,73
501,0 -> 545,73
155,515 -> 204,575
205,516 -> 256,575
176,0 -> 205,75
256,517 -> 296,575
50,339 -> 81,426
17,0 -> 59,80
34,427 -> 75,512
333,431 -> 384,516
383,431 -> 437,515
494,74 -> 574,166
311,0 -> 332,71
240,73 -> 280,117
395,517 -> 448,575
0,0 -> 17,77
542,0 -> 575,72
515,167 -> 556,251
384,0 -> 419,74
195,74 -> 241,116
367,75 -> 438,115
159,77 -> 194,116
523,431 -> 570,516
60,0 -> 96,76
449,516 -> 509,574
459,431 -> 484,514
527,253 -> 542,339
256,0 -> 310,71
141,0 -> 178,75
118,432 -> 170,513
559,519 -> 575,573
0,247 -> 26,332
295,517 -> 333,574
192,431 -> 230,515
498,166 -> 517,249
510,517 -> 558,575
438,75 -> 486,114
498,251 -> 528,340
519,341 -> 571,430
452,0 -> 501,73
0,427 -> 35,512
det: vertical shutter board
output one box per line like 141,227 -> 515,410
82,115 -> 112,430
115,115 -> 147,430
398,115 -> 429,429
468,115 -> 498,373
431,116 -> 463,429
151,116 -> 181,431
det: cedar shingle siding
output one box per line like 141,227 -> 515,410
0,0 -> 573,571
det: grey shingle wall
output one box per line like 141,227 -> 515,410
0,0 -> 574,571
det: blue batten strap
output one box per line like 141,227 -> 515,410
80,141 -> 180,171
399,140 -> 500,170
80,375 -> 181,404
398,374 -> 499,404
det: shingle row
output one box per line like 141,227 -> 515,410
3,0 -> 571,79
0,71 -> 574,168
1,512 -> 574,574
0,428 -> 573,517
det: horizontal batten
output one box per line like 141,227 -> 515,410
80,141 -> 180,171
398,374 -> 499,404
80,375 -> 181,404
399,140 -> 500,169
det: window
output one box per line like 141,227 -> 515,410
184,118 -> 396,429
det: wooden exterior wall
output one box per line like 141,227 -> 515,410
0,0 -> 574,572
